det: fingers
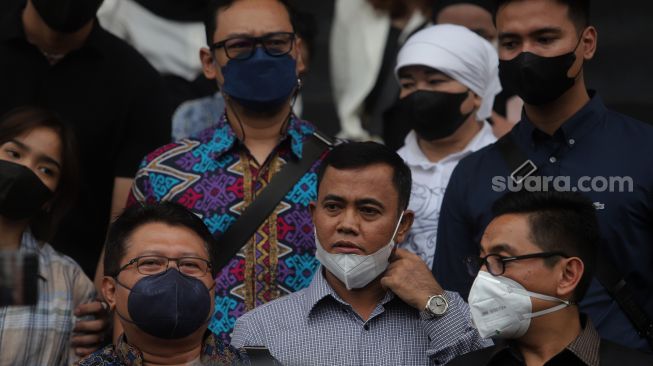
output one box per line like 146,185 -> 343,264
73,346 -> 101,357
74,318 -> 108,333
71,333 -> 103,347
74,300 -> 108,317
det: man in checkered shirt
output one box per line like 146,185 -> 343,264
231,142 -> 488,365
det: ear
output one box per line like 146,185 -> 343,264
293,37 -> 306,76
200,47 -> 218,80
394,210 -> 415,244
309,201 -> 316,220
581,26 -> 598,61
556,257 -> 584,300
101,276 -> 118,311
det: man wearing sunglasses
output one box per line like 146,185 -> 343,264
125,0 -> 330,343
448,191 -> 653,365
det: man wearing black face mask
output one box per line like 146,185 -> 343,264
434,0 -> 653,353
125,0 -> 332,343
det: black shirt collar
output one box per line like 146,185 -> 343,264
517,91 -> 607,147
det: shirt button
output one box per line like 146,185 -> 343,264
569,138 -> 575,145
549,156 -> 557,163
364,324 -> 370,331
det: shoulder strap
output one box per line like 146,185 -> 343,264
214,130 -> 333,272
495,133 -> 653,348
242,346 -> 281,366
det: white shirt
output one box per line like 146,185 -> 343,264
397,122 -> 496,267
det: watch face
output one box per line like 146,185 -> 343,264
428,295 -> 448,315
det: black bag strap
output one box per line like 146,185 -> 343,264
495,133 -> 653,348
214,130 -> 333,272
242,346 -> 282,366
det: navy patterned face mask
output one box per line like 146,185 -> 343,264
221,48 -> 297,113
116,269 -> 212,339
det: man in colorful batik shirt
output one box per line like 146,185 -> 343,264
126,0 -> 328,343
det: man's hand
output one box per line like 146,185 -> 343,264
71,300 -> 110,357
380,248 -> 444,311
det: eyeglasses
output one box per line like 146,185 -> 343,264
210,32 -> 296,60
464,251 -> 569,277
115,255 -> 212,278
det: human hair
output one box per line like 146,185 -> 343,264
104,202 -> 218,278
204,0 -> 297,45
0,106 -> 79,242
317,142 -> 412,211
432,0 -> 496,22
492,190 -> 599,302
495,0 -> 590,31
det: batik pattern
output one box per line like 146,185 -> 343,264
128,115 -> 324,342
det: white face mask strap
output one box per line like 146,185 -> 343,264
524,302 -> 570,319
390,211 -> 405,243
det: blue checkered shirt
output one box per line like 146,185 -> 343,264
231,266 -> 489,365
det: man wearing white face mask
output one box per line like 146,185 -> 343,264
448,191 -> 653,365
231,142 -> 487,365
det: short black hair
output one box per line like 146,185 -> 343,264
317,142 -> 412,211
104,202 -> 218,278
492,191 -> 598,302
495,0 -> 590,30
433,0 -> 496,23
204,0 -> 296,45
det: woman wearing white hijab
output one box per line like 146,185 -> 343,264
391,24 -> 501,268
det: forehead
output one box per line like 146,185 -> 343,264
214,0 -> 293,41
481,213 -> 541,254
496,0 -> 575,34
7,127 -> 62,161
123,222 -> 209,260
319,164 -> 399,205
398,65 -> 448,79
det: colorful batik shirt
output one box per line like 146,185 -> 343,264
128,115 -> 324,343
76,332 -> 248,366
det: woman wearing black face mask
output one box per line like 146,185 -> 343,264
389,24 -> 501,268
0,106 -> 101,365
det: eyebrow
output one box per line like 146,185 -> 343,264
9,139 -> 62,169
221,30 -> 292,40
487,243 -> 517,256
137,250 -> 206,258
499,27 -> 563,40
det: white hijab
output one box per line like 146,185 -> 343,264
395,24 -> 502,121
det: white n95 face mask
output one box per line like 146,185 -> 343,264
468,270 -> 572,339
315,212 -> 404,290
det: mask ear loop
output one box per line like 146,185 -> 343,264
570,28 -> 588,80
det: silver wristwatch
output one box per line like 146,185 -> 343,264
424,294 -> 449,317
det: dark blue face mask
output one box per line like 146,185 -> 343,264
221,47 -> 298,113
116,269 -> 212,340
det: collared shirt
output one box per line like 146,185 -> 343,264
128,114 -> 326,343
0,232 -> 96,366
0,1 -> 172,276
230,266 -> 489,366
397,122 -> 496,267
447,316 -> 653,366
434,93 -> 653,351
76,332 -> 248,366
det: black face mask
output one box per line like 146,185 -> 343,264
499,38 -> 583,106
0,160 -> 53,220
32,0 -> 104,33
388,90 -> 472,141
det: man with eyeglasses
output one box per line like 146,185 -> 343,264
123,0 -> 331,343
448,191 -> 653,365
77,202 -> 252,365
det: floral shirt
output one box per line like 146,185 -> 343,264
128,114 -> 326,342
76,332 -> 248,366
